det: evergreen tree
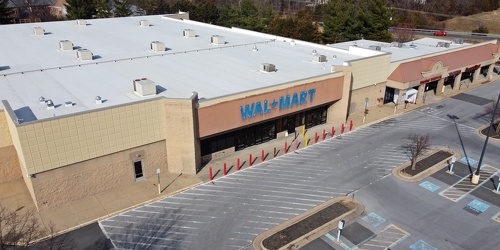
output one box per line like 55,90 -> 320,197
137,0 -> 157,15
0,0 -> 13,24
191,0 -> 219,24
362,0 -> 394,42
94,0 -> 111,18
218,3 -> 240,28
114,0 -> 132,17
171,0 -> 195,14
238,0 -> 265,32
65,0 -> 96,20
321,0 -> 356,43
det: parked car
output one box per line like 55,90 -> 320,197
434,30 -> 447,36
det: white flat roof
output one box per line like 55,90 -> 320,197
328,37 -> 471,62
0,15 -> 366,122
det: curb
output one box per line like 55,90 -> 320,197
252,197 -> 364,250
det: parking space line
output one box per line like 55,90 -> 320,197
439,165 -> 499,202
356,224 -> 410,250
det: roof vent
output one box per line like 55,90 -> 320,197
260,63 -> 276,73
65,101 -> 73,107
59,40 -> 73,51
409,42 -> 417,49
139,20 -> 150,27
46,100 -> 54,109
95,96 -> 102,104
290,40 -> 296,46
437,42 -> 450,48
211,35 -> 225,45
369,45 -> 382,51
150,41 -> 165,52
76,19 -> 87,26
183,29 -> 195,38
133,78 -> 157,97
311,49 -> 317,55
38,96 -> 45,103
77,49 -> 93,61
33,27 -> 45,36
252,45 -> 258,51
312,54 -> 327,63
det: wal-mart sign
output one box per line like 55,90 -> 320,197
240,89 -> 316,120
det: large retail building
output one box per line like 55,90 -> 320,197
1,14 -> 499,210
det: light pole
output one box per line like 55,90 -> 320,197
472,93 -> 500,184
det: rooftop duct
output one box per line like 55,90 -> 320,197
77,19 -> 86,26
33,27 -> 45,36
211,35 -> 225,45
77,49 -> 92,61
150,41 -> 165,52
260,63 -> 276,73
183,29 -> 195,38
133,78 -> 157,97
59,40 -> 73,51
312,54 -> 327,63
139,20 -> 150,27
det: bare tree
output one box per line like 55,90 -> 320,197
402,133 -> 431,170
484,100 -> 500,132
0,205 -> 76,250
393,23 -> 416,43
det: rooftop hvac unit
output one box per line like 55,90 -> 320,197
260,63 -> 276,73
76,19 -> 86,26
211,35 -> 225,45
437,42 -> 450,48
390,42 -> 403,48
150,41 -> 165,52
59,40 -> 73,51
369,45 -> 381,51
133,78 -> 157,97
453,38 -> 464,44
77,49 -> 92,61
33,27 -> 45,36
312,54 -> 327,63
183,29 -> 195,38
139,20 -> 150,27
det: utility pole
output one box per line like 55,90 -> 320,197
472,93 -> 500,184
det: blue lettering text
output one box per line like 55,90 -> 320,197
291,93 -> 299,107
279,95 -> 290,110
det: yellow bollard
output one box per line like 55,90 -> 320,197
302,126 -> 305,137
305,135 -> 309,146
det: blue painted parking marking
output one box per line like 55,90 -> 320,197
419,181 -> 440,192
410,240 -> 438,250
467,199 -> 490,213
362,212 -> 386,227
459,157 -> 477,165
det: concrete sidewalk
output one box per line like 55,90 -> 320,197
0,79 -> 494,237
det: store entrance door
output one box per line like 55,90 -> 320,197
384,88 -> 395,104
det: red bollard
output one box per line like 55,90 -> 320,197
250,154 -> 253,166
237,158 -> 241,170
262,150 -> 265,162
284,142 -> 288,154
331,126 -> 335,137
314,132 -> 318,143
209,167 -> 213,181
223,163 -> 227,176
341,123 -> 345,134
350,120 -> 353,131
322,129 -> 326,140
295,139 -> 298,149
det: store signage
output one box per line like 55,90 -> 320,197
420,76 -> 441,84
240,88 -> 317,120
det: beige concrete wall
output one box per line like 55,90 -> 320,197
164,93 -> 200,174
15,99 -> 165,175
0,110 -> 13,147
31,141 -> 167,210
0,146 -> 22,183
349,54 -> 391,90
349,83 -> 387,114
327,66 -> 351,124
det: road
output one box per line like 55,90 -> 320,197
96,81 -> 500,249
